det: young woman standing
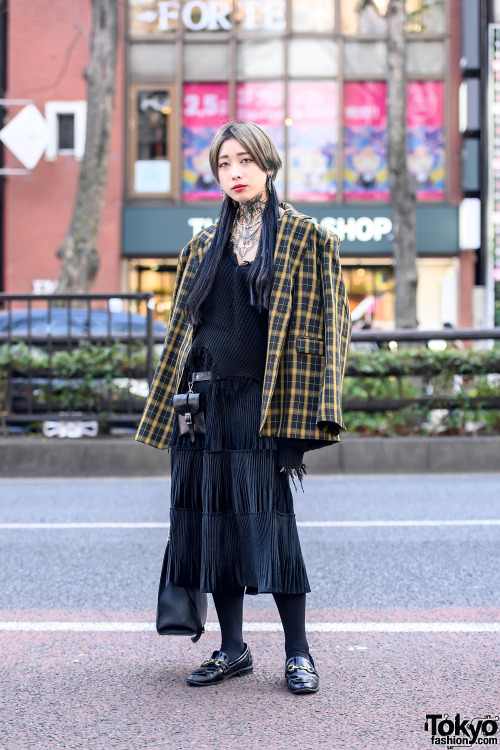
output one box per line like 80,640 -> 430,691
136,121 -> 351,694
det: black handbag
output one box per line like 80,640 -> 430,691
173,392 -> 206,443
156,543 -> 207,643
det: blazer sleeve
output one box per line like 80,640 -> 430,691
166,239 -> 192,328
316,231 -> 351,436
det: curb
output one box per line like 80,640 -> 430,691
1,436 -> 499,477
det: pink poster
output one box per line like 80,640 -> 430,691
407,82 -> 445,200
236,82 -> 285,196
288,81 -> 338,202
182,83 -> 229,201
343,82 -> 389,200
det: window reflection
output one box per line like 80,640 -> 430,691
342,0 -> 445,35
292,0 -> 334,33
342,0 -> 389,35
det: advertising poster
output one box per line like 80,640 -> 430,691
288,81 -> 338,202
236,82 -> 285,196
407,81 -> 445,200
182,84 -> 229,201
343,82 -> 389,200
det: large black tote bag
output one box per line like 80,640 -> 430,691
156,543 -> 207,643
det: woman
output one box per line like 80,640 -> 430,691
136,121 -> 351,694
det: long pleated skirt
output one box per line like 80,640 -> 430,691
166,351 -> 310,595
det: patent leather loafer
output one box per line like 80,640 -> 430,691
186,644 -> 253,686
285,654 -> 319,694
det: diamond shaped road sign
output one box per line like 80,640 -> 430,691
0,104 -> 49,169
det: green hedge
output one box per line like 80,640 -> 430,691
1,341 -> 500,436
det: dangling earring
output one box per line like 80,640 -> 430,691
267,172 -> 274,194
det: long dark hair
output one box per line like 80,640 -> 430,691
184,122 -> 282,326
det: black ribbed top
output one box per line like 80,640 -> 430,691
190,242 -> 269,382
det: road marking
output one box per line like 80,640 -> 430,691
0,520 -> 499,529
0,622 -> 499,633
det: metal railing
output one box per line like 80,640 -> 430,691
1,292 -> 499,434
0,293 -> 164,430
345,327 -> 500,416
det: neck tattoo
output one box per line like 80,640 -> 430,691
232,192 -> 266,262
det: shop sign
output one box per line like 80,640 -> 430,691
132,0 -> 286,33
122,204 -> 458,257
187,215 -> 392,242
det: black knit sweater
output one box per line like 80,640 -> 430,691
190,242 -> 308,471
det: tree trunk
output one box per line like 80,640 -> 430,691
55,0 -> 118,293
387,0 -> 418,329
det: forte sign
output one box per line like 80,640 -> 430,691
132,0 -> 286,33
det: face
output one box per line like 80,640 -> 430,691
217,138 -> 269,203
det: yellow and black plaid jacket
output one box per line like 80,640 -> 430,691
136,203 -> 351,450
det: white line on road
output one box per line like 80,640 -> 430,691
0,621 -> 499,633
0,520 -> 499,529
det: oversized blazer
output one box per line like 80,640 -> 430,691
136,202 -> 351,451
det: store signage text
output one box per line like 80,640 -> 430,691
135,1 -> 286,32
187,216 -> 393,242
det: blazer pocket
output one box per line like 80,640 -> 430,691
296,336 -> 325,356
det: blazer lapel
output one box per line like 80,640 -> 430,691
260,204 -> 313,427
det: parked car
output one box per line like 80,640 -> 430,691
0,308 -> 167,434
0,308 -> 167,339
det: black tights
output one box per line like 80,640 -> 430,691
212,588 -> 309,662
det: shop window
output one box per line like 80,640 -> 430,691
406,0 -> 445,34
129,86 -> 174,197
288,39 -> 338,78
343,40 -> 387,78
341,0 -> 445,35
407,81 -> 445,200
344,265 -> 395,329
288,81 -> 337,202
292,0 -> 334,33
182,83 -> 229,200
129,43 -> 176,79
184,43 -> 230,81
407,41 -> 446,76
343,82 -> 389,200
236,81 -> 285,195
342,0 -> 389,35
237,39 -> 284,78
343,81 -> 445,201
128,260 -> 178,325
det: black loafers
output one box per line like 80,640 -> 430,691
285,654 -> 319,694
186,643 -> 253,686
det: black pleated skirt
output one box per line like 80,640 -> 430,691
166,350 -> 310,595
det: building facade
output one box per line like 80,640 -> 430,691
1,0 -> 473,330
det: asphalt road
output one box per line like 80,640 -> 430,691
1,475 -> 499,750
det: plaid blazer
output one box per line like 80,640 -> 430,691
136,203 -> 351,450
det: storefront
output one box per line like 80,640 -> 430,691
124,0 -> 457,329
